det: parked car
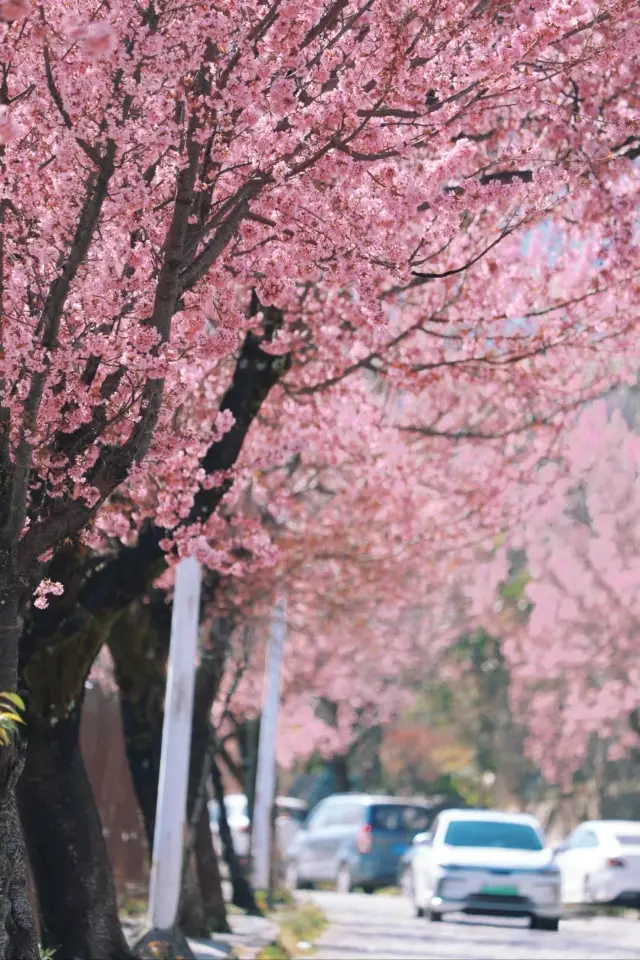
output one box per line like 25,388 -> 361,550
285,793 -> 436,893
553,819 -> 640,908
408,808 -> 562,930
208,794 -> 308,867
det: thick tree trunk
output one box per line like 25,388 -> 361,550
18,707 -> 133,960
0,573 -> 40,960
17,586 -> 130,960
0,744 -> 40,960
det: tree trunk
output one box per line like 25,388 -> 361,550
18,707 -> 133,960
0,744 -> 40,960
17,585 -> 130,960
179,805 -> 229,937
0,572 -> 40,960
109,598 -> 169,850
211,751 -> 259,914
193,805 -> 229,933
332,755 -> 350,793
178,855 -> 209,939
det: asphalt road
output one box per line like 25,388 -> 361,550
299,891 -> 640,960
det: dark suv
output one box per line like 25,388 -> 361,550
285,793 -> 439,893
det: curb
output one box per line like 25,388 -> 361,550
122,914 -> 280,960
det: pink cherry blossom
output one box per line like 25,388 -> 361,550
0,105 -> 22,144
0,0 -> 31,21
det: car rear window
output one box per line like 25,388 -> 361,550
369,805 -> 432,832
616,834 -> 640,846
444,819 -> 543,851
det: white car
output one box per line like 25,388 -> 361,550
409,808 -> 562,930
553,819 -> 640,908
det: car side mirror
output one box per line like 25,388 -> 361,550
414,832 -> 432,846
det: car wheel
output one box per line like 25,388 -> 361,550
362,884 -> 375,894
427,907 -> 443,922
336,864 -> 352,894
415,905 -> 425,919
530,916 -> 559,931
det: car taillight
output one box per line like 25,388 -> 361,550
607,857 -> 625,868
356,824 -> 372,854
237,823 -> 249,833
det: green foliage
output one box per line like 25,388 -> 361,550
254,887 -> 296,913
258,900 -> 328,960
0,692 -> 25,746
257,943 -> 290,960
280,901 -> 327,945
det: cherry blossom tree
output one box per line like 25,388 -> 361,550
492,395 -> 640,786
0,0 -> 638,955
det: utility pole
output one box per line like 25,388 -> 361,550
252,598 -> 286,897
149,556 -> 202,932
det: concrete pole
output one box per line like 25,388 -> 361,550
149,556 -> 202,930
252,597 -> 286,893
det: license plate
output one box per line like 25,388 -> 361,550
481,884 -> 518,896
393,844 -> 407,855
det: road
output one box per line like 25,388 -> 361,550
299,891 -> 640,960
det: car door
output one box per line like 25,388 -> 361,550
557,827 -> 598,902
323,800 -> 362,880
574,829 -> 602,900
296,801 -> 332,883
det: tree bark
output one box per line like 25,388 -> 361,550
193,805 -> 228,933
18,706 -> 133,960
179,805 -> 229,937
0,743 -> 40,960
211,750 -> 259,913
17,581 -> 130,960
178,855 -> 209,940
109,598 -> 169,851
0,570 -> 40,960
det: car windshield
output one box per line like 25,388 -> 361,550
370,805 -> 432,832
285,807 -> 308,824
444,819 -> 543,851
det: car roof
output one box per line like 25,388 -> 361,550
322,793 -> 433,807
436,808 -> 542,827
276,796 -> 308,809
583,820 -> 640,834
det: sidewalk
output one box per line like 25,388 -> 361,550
122,913 -> 280,960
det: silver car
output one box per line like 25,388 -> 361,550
409,808 -> 562,930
